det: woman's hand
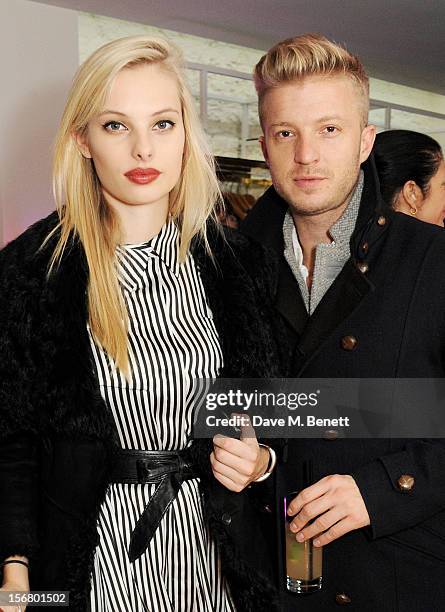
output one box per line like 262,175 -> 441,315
0,581 -> 28,612
0,556 -> 29,612
210,415 -> 270,492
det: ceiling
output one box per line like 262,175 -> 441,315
34,0 -> 445,95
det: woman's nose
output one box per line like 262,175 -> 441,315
132,132 -> 154,162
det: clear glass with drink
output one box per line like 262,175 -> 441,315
284,492 -> 323,594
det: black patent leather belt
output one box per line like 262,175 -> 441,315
109,448 -> 197,562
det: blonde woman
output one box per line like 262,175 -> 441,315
0,37 -> 281,611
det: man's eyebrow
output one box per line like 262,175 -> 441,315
268,122 -> 296,128
315,115 -> 345,123
268,116 -> 345,128
98,108 -> 180,117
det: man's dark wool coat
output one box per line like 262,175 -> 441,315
241,157 -> 445,612
0,213 -> 282,611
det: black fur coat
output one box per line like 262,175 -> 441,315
0,212 -> 282,611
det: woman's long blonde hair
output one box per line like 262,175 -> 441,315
46,36 -> 221,375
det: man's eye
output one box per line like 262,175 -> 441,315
155,120 -> 175,131
323,126 -> 338,134
278,130 -> 293,138
103,121 -> 127,132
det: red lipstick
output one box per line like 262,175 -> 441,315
124,167 -> 161,184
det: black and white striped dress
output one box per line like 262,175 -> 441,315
88,220 -> 235,612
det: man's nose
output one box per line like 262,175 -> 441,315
293,136 -> 319,165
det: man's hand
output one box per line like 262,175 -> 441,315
287,474 -> 370,547
210,415 -> 269,492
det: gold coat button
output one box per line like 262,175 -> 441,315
397,474 -> 415,492
377,215 -> 387,226
335,593 -> 352,605
357,262 -> 369,274
341,335 -> 358,351
361,242 -> 369,253
323,429 -> 339,440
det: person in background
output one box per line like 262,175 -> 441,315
0,36 -> 281,612
373,129 -> 445,226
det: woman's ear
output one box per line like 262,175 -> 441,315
400,180 -> 424,210
72,131 -> 92,159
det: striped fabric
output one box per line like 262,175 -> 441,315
87,220 -> 235,612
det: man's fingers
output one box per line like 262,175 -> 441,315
287,477 -> 331,516
293,507 -> 344,541
289,496 -> 334,532
285,474 -> 370,546
313,518 -> 352,547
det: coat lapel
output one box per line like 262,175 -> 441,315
41,234 -> 121,444
241,187 -> 308,338
294,155 -> 391,372
276,258 -> 308,336
293,258 -> 374,373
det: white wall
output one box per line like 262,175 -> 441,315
370,78 -> 445,150
0,0 -> 78,246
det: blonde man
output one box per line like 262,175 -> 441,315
243,34 -> 445,611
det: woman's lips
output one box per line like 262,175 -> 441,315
124,168 -> 161,184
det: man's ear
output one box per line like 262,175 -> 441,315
73,130 -> 92,159
359,124 -> 376,164
259,135 -> 269,166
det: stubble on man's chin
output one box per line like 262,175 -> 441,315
289,198 -> 347,217
274,171 -> 361,219
274,183 -> 347,218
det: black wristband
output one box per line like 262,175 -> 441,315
1,559 -> 29,569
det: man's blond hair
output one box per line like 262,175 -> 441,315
254,33 -> 370,127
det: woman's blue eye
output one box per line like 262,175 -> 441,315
156,120 -> 175,130
103,121 -> 127,132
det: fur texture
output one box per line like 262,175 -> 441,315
0,212 -> 283,611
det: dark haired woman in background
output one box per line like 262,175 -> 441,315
374,129 -> 445,226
